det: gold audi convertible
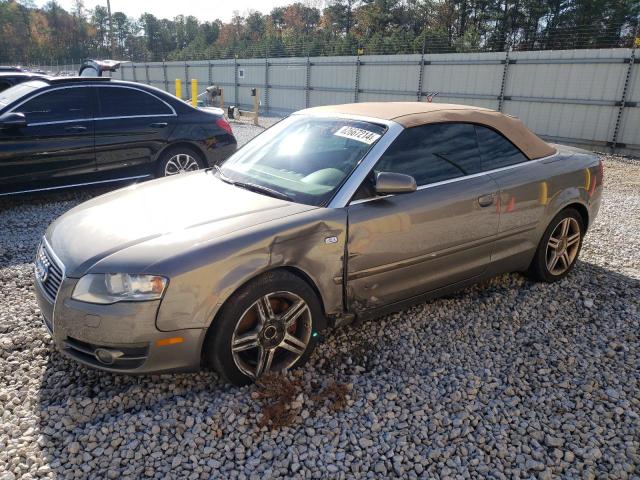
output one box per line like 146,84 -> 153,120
34,102 -> 603,384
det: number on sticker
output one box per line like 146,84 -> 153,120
334,126 -> 381,145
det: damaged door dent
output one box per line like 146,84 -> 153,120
269,211 -> 347,318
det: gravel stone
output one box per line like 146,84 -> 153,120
545,435 -> 565,448
0,131 -> 638,479
374,462 -> 387,474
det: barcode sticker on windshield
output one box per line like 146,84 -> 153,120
334,126 -> 381,144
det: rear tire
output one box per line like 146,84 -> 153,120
156,146 -> 205,177
203,270 -> 326,386
528,208 -> 584,282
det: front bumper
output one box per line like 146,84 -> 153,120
34,277 -> 205,374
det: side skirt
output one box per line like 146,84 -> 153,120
336,250 -> 535,326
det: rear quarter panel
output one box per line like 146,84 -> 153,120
488,146 -> 601,271
539,147 -> 602,230
166,111 -> 236,166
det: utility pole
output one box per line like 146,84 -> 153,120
107,0 -> 116,58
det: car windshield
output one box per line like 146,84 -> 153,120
218,115 -> 387,206
0,80 -> 47,110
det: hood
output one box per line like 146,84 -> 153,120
46,171 -> 315,277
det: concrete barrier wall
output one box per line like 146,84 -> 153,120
111,48 -> 639,155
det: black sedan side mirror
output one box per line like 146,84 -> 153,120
375,171 -> 417,195
0,112 -> 27,129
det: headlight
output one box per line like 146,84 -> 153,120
72,273 -> 168,304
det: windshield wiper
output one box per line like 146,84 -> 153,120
213,165 -> 293,202
233,182 -> 294,201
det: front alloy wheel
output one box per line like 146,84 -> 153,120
204,270 -> 325,385
231,292 -> 312,379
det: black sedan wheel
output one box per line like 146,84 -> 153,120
157,147 -> 204,177
204,270 -> 326,385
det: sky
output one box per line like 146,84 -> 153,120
35,0 -> 305,23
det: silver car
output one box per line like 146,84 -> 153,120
34,102 -> 603,385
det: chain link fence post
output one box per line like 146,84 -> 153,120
498,45 -> 512,112
264,45 -> 270,114
417,38 -> 426,102
305,54 -> 311,108
163,61 -> 169,92
610,32 -> 637,153
234,55 -> 238,108
354,48 -> 362,103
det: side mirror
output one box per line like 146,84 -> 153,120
0,112 -> 27,129
375,171 -> 417,195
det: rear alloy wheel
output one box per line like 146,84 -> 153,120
529,208 -> 584,282
164,153 -> 200,176
204,270 -> 325,385
156,147 -> 204,178
545,217 -> 581,276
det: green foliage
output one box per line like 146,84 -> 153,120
0,0 -> 636,65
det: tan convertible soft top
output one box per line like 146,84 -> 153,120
299,102 -> 556,160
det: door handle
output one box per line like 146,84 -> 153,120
64,125 -> 87,133
149,122 -> 168,128
477,193 -> 495,207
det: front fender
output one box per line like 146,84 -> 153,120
155,208 -> 347,332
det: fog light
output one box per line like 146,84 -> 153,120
95,348 -> 115,365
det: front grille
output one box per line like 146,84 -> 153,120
36,241 -> 64,303
65,336 -> 149,370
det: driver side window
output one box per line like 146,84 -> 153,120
352,122 -> 483,201
378,123 -> 482,185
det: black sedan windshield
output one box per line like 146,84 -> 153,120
218,115 -> 386,206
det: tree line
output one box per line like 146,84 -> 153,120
1,0 -> 638,65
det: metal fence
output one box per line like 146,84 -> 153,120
51,47 -> 639,155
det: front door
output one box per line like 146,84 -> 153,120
346,122 -> 500,310
0,86 -> 95,194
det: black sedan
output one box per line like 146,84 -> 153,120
0,77 -> 237,195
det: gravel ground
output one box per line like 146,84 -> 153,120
0,126 -> 638,479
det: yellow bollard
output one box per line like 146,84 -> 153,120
175,79 -> 182,99
191,79 -> 198,107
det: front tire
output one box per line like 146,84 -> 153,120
156,146 -> 205,177
204,270 -> 326,386
528,208 -> 584,282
